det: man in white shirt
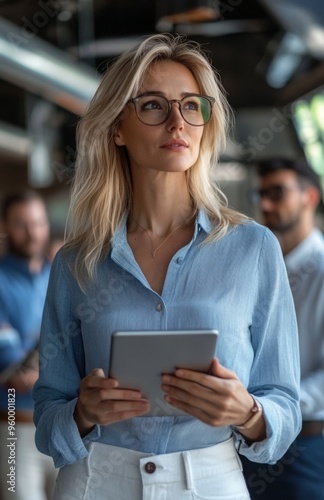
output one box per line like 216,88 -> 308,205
242,158 -> 324,499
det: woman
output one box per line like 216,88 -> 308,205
33,34 -> 301,499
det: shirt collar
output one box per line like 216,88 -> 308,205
111,208 -> 213,249
284,228 -> 324,271
195,209 -> 213,235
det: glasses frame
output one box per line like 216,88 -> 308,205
250,183 -> 302,204
128,93 -> 216,127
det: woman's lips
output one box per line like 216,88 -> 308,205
160,139 -> 188,150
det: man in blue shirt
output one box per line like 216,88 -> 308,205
242,158 -> 324,499
0,191 -> 56,500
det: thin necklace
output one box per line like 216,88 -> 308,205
132,214 -> 194,258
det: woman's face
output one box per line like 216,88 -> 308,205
114,60 -> 204,175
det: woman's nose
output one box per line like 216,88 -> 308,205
166,102 -> 184,129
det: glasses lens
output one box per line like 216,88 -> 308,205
135,96 -> 169,125
258,186 -> 286,202
181,95 -> 211,125
134,95 -> 212,126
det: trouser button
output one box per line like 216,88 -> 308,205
144,462 -> 156,474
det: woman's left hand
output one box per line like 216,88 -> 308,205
162,358 -> 263,433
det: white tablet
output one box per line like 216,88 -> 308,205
108,329 -> 218,417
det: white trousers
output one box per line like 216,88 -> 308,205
53,437 -> 250,500
0,422 -> 57,500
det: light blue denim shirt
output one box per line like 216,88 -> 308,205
33,210 -> 301,468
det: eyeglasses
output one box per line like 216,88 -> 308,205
250,184 -> 301,204
128,93 -> 215,126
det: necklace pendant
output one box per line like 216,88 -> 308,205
132,212 -> 195,260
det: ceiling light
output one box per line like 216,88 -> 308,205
156,0 -> 219,31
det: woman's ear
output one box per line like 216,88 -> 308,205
114,130 -> 125,146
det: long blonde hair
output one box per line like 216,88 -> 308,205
66,33 -> 247,287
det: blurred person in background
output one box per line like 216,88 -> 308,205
0,191 -> 56,500
242,158 -> 324,499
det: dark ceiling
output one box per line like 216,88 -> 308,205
0,0 -> 323,178
0,0 -> 287,126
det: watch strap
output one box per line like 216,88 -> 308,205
235,395 -> 262,430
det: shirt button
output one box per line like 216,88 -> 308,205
156,303 -> 163,312
176,257 -> 183,264
144,462 -> 156,474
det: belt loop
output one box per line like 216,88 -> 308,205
182,451 -> 193,490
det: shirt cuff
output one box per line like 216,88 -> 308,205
50,399 -> 101,468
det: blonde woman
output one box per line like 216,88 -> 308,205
33,34 -> 301,500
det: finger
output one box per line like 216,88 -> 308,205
165,390 -> 233,427
172,359 -> 238,386
210,358 -> 239,380
92,368 -> 105,378
85,388 -> 147,406
162,382 -> 222,413
100,399 -> 150,415
100,389 -> 147,402
163,371 -> 224,393
164,395 -> 222,426
101,407 -> 150,425
162,378 -> 213,401
83,373 -> 118,390
162,373 -> 238,407
86,401 -> 151,426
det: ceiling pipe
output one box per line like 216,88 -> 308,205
259,0 -> 324,60
0,17 -> 99,115
0,121 -> 31,159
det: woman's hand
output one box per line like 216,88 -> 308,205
161,358 -> 266,442
74,368 -> 150,436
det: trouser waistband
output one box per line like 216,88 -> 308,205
87,437 -> 242,484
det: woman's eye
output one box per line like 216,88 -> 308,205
183,100 -> 199,111
141,100 -> 161,110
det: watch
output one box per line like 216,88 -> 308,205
235,395 -> 263,430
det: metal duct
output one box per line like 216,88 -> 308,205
259,0 -> 324,60
0,17 -> 99,115
0,121 -> 31,159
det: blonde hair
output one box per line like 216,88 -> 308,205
66,33 -> 247,287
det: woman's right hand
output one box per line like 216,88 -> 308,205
74,368 -> 150,436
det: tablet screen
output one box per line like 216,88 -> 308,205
109,329 -> 218,417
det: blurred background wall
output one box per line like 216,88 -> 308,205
0,0 -> 323,247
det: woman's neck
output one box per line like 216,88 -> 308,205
129,171 -> 194,235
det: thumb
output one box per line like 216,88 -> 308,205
210,358 -> 238,380
92,368 -> 105,378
